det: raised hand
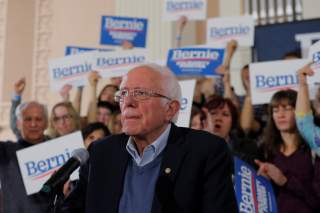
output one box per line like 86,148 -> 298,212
59,84 -> 73,101
88,71 -> 101,87
177,15 -> 188,35
297,62 -> 314,85
14,77 -> 26,96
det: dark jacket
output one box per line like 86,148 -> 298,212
60,124 -> 238,213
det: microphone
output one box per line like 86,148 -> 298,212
40,148 -> 89,194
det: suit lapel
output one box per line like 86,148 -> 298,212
152,124 -> 188,213
95,136 -> 129,213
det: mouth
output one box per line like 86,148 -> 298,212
123,115 -> 141,121
214,124 -> 222,130
277,121 -> 287,125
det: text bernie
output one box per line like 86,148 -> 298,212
166,0 -> 204,12
255,74 -> 298,89
105,17 -> 144,32
172,49 -> 219,61
25,149 -> 71,177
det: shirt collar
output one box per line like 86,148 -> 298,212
126,123 -> 171,167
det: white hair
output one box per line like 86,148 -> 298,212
139,63 -> 182,122
16,101 -> 48,122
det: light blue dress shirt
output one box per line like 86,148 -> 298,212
126,123 -> 171,167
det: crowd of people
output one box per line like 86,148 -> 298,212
0,16 -> 320,213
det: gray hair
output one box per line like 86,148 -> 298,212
16,101 -> 48,122
137,63 -> 182,122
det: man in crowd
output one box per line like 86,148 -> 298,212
61,64 -> 237,213
0,101 -> 50,212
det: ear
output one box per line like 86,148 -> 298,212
165,100 -> 180,121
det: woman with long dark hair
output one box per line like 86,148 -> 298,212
256,89 -> 320,213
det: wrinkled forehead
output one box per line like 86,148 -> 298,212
120,67 -> 163,90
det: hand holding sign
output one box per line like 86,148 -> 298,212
122,40 -> 134,50
88,71 -> 101,87
297,62 -> 314,85
177,15 -> 188,35
255,159 -> 288,186
59,84 -> 73,102
224,40 -> 238,68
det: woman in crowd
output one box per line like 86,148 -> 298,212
48,102 -> 81,138
201,95 -> 260,166
255,89 -> 320,213
295,62 -> 320,155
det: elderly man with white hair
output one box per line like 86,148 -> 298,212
0,101 -> 50,213
61,64 -> 237,213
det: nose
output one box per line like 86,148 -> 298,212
275,108 -> 286,118
121,95 -> 137,108
30,119 -> 37,127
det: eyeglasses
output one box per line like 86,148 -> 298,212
53,114 -> 72,123
114,88 -> 171,103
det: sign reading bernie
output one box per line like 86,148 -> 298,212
249,59 -> 309,105
162,0 -> 207,21
48,49 -> 150,91
234,157 -> 278,213
206,15 -> 254,47
16,132 -> 85,195
100,16 -> 148,48
166,47 -> 224,76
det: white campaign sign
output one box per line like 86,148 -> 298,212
175,79 -> 196,127
48,51 -> 97,91
249,59 -> 308,105
308,40 -> 320,86
206,15 -> 255,47
48,49 -> 150,91
16,131 -> 85,195
93,49 -> 150,78
162,0 -> 207,21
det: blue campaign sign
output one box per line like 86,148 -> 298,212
65,46 -> 112,56
100,16 -> 148,48
234,157 -> 277,213
166,48 -> 224,76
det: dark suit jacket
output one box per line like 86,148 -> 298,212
61,124 -> 238,213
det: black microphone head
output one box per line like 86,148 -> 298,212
72,148 -> 89,165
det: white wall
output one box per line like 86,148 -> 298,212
303,0 -> 320,19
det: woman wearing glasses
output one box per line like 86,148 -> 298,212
47,102 -> 81,138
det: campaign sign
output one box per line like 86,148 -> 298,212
249,59 -> 308,105
100,16 -> 148,48
16,131 -> 85,195
175,79 -> 196,127
93,49 -> 150,78
162,0 -> 207,21
234,157 -> 277,213
206,16 -> 255,47
48,51 -> 97,91
65,46 -> 112,56
167,48 -> 224,76
308,40 -> 320,86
